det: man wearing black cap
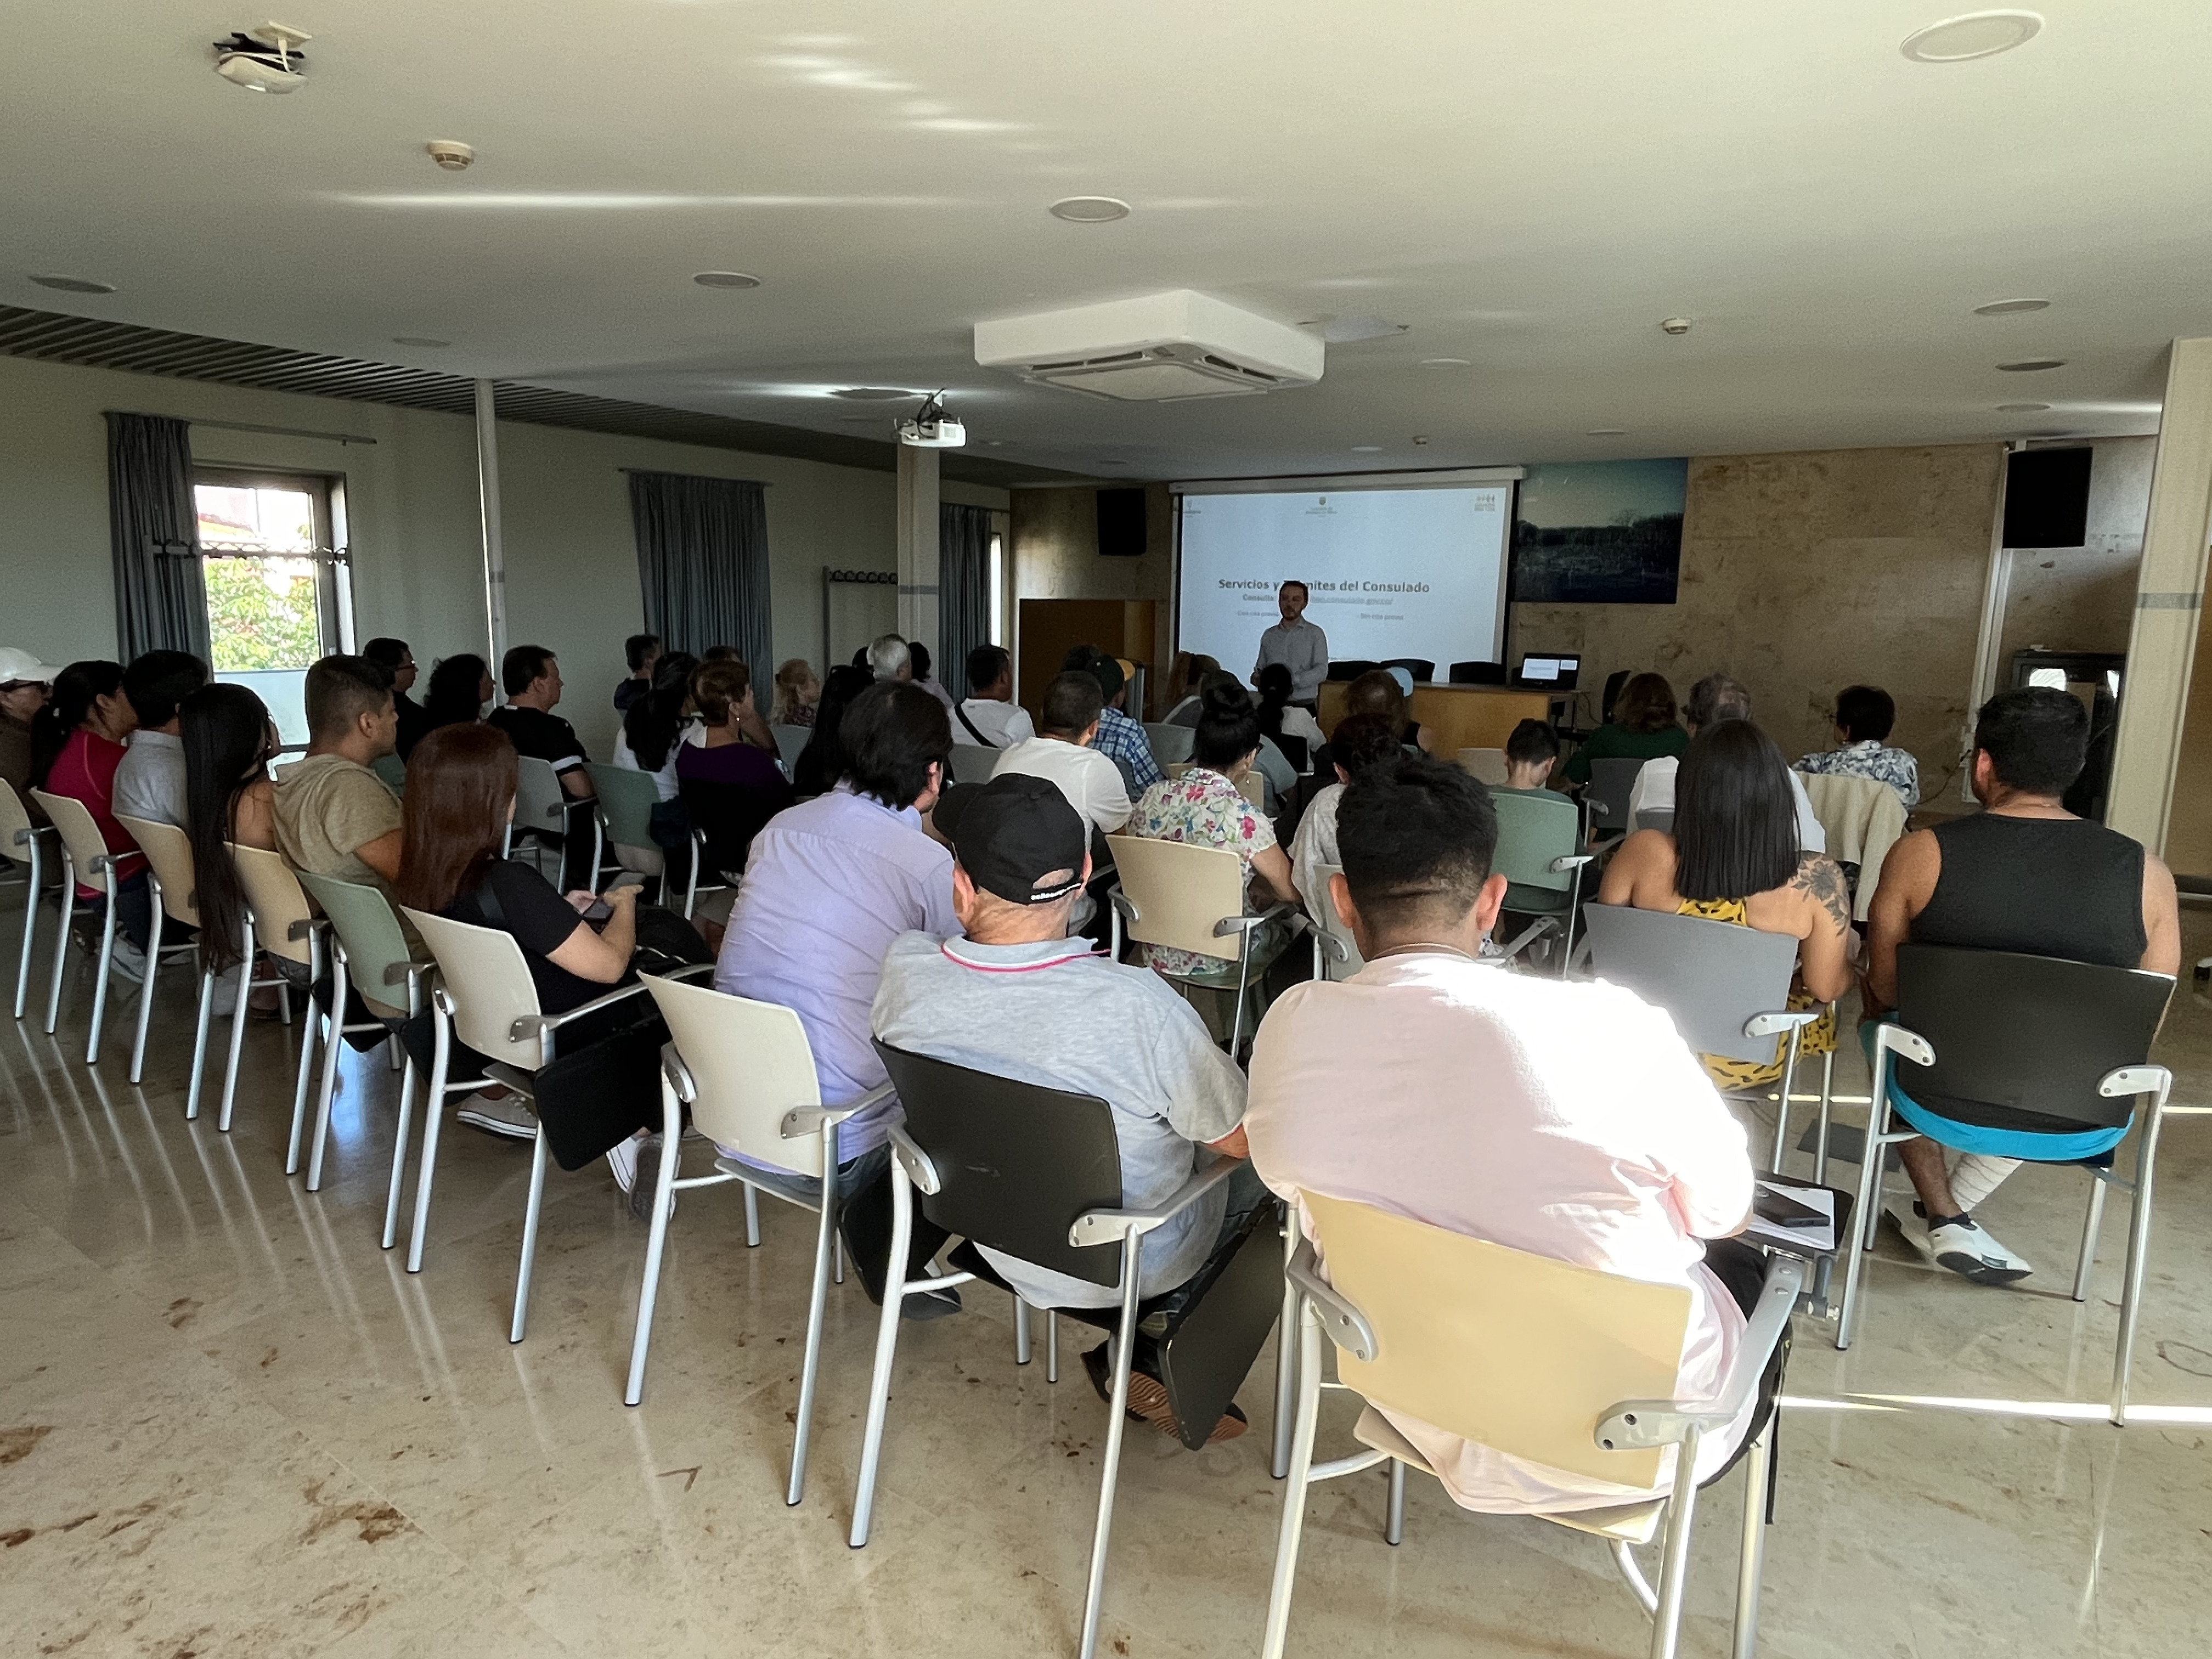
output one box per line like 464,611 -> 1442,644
872,772 -> 1265,1442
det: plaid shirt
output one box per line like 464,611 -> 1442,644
1091,704 -> 1163,793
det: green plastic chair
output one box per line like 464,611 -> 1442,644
586,763 -> 665,882
371,752 -> 407,795
1489,789 -> 1594,976
294,871 -> 434,1245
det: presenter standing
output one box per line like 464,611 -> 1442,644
1253,580 -> 1329,712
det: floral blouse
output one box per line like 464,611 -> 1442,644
1128,767 -> 1277,975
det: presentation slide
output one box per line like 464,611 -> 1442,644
1177,483 -> 1512,678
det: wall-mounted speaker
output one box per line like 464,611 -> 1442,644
1096,487 -> 1148,557
2004,447 -> 2092,550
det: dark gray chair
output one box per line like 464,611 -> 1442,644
1585,756 -> 1646,839
1448,660 -> 1507,685
1380,657 -> 1435,683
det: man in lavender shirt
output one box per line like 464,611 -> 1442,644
714,681 -> 964,1317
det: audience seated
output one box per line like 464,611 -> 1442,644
362,637 -> 430,760
677,658 -> 793,876
1075,649 -> 1163,795
1562,670 -> 1686,787
871,771 -> 1264,1441
1254,663 -> 1325,770
1860,687 -> 2180,1284
991,671 -> 1133,839
1286,713 -> 1402,918
791,664 -> 874,798
907,641 -> 958,713
1798,684 -> 1920,807
1599,720 -> 1852,1089
955,644 -> 1035,749
420,653 -> 494,735
1,646 -> 59,804
614,651 -> 702,859
615,632 -> 662,715
113,650 -> 210,827
770,657 -> 821,728
1340,668 -> 1435,758
30,659 -> 150,959
1161,652 -> 1221,727
180,682 -> 280,1010
488,645 -> 593,801
868,633 -> 911,682
1498,717 -> 1560,793
1244,755 -> 1768,1512
712,681 -> 963,1315
272,655 -> 405,893
1626,673 -> 1825,851
1128,679 -> 1300,977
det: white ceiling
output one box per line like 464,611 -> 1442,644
6,2 -> 2208,479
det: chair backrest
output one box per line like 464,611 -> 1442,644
296,871 -> 416,1020
512,755 -> 571,834
371,752 -> 407,794
1578,904 -> 1799,1063
114,814 -> 200,927
1448,660 -> 1507,686
400,905 -> 550,1069
1795,770 -> 1908,922
585,763 -> 661,847
1585,757 -> 1644,832
1457,747 -> 1509,787
1304,1190 -> 1687,1490
1327,659 -> 1379,682
1144,722 -> 1194,765
1380,658 -> 1435,683
1895,945 -> 2174,1133
1600,669 -> 1630,724
1488,788 -> 1583,899
646,974 -> 828,1178
29,789 -> 115,893
0,778 -> 33,842
1308,862 -> 1366,980
874,1040 -> 1125,1288
1105,833 -> 1251,963
1634,808 -> 1673,834
229,843 -> 319,966
1165,762 -> 1264,810
948,744 -> 1000,786
771,724 -> 811,773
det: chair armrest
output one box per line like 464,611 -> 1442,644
1548,854 -> 1595,874
1068,1154 -> 1241,1246
1871,1020 -> 1935,1070
1107,883 -> 1138,927
1286,1235 -> 1379,1363
1314,929 -> 1350,963
1213,900 -> 1299,939
888,1122 -> 944,1195
1594,1253 -> 1805,1451
509,978 -> 653,1041
10,823 -> 57,849
1743,1009 -> 1821,1039
782,1082 -> 895,1139
86,851 -> 119,877
382,959 -> 435,989
286,917 -> 329,943
2099,1065 -> 2170,1103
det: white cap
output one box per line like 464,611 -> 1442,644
0,647 -> 62,686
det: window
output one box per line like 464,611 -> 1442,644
194,470 -> 352,746
988,530 -> 1005,646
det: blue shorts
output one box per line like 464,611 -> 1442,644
1860,1018 -> 2128,1161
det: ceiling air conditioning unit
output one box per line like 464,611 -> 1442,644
974,290 -> 1323,402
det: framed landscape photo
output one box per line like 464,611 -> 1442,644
1509,458 -> 1688,605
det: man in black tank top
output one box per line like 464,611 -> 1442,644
1861,689 -> 2179,1285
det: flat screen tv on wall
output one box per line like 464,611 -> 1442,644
1509,458 -> 1688,606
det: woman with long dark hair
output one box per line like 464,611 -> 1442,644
420,654 -> 494,735
791,663 -> 874,799
1598,719 -> 1851,1087
614,651 -> 701,861
33,659 -> 152,953
179,683 -> 279,975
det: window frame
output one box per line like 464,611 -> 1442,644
192,466 -> 356,658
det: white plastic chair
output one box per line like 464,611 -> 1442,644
1104,833 -> 1300,1054
112,814 -> 220,1093
632,974 -> 889,1504
2,780 -> 55,1020
228,844 -> 329,1157
1303,861 -> 1366,982
29,788 -> 143,1060
1456,746 -> 1509,786
505,754 -> 601,884
1265,1191 -> 1800,1659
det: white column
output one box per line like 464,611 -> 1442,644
896,444 -> 940,658
473,378 -> 509,672
2106,338 -> 2212,853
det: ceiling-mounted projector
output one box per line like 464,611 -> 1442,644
213,22 -> 312,92
898,391 -> 966,449
975,290 -> 1324,401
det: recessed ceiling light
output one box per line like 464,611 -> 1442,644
984,439 -> 1008,447
1351,445 -> 1383,453
1995,402 -> 2051,412
693,271 -> 761,289
1901,12 -> 2043,63
392,336 -> 449,348
1586,428 -> 1627,437
830,387 -> 913,400
1997,359 -> 2066,372
1048,196 -> 1130,223
30,274 -> 115,294
1419,358 -> 1471,368
1973,297 -> 2050,316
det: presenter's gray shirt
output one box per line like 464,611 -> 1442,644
871,931 -> 1247,1310
1254,618 -> 1330,703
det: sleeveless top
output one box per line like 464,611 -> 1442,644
1675,896 -> 1836,1088
1915,814 -> 2145,968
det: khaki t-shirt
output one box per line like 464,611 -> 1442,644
272,753 -> 402,886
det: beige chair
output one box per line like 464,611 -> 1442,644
1457,746 -> 1510,787
1794,770 -> 1908,923
112,814 -> 221,1094
1104,833 -> 1300,1053
1265,1192 -> 1800,1659
29,789 -> 146,1060
227,844 -> 329,1154
3,780 -> 57,1021
633,974 -> 890,1505
1164,761 -> 1265,810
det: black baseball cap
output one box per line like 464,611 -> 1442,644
934,774 -> 1087,905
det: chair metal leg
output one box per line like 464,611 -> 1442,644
1646,1424 -> 1705,1659
1612,1540 -> 1660,1617
42,851 -> 73,1034
1769,1033 -> 1801,1174
510,1125 -> 551,1344
84,883 -> 117,1063
129,884 -> 163,1082
10,836 -> 38,1020
1385,1458 -> 1406,1545
382,1054 -> 417,1250
849,1158 -> 917,1548
1730,1420 -> 1773,1659
624,1085 -> 687,1406
283,939 -> 326,1175
1014,1297 -> 1032,1365
1260,1305 -> 1325,1659
217,914 -> 254,1132
743,1181 -> 761,1246
833,1231 -> 846,1285
1834,1068 -> 1894,1352
2112,1104 -> 2169,1425
1046,1308 -> 1059,1384
184,961 -> 215,1120
2072,1175 -> 2109,1304
1273,1221 -> 1298,1479
1813,1048 -> 1836,1186
1077,1233 -> 1147,1659
787,1145 -> 840,1505
306,955 -> 348,1190
405,1022 -> 453,1273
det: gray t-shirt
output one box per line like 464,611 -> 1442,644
113,729 -> 188,828
870,932 -> 1248,1310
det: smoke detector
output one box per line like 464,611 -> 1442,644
1660,317 -> 1692,336
426,140 -> 475,171
212,22 -> 311,93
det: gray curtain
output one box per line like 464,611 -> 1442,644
106,412 -> 211,663
939,503 -> 994,697
628,471 -> 771,670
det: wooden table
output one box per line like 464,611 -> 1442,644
1317,681 -> 1558,752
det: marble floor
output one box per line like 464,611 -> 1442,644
3,883 -> 2210,1658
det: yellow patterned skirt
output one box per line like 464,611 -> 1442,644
1677,897 -> 1838,1090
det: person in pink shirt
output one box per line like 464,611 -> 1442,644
1244,755 -> 1768,1515
30,658 -> 151,960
